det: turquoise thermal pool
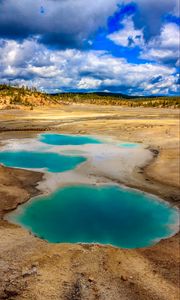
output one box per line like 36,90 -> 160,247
0,151 -> 86,173
8,185 -> 179,249
1,133 -> 179,248
39,133 -> 102,145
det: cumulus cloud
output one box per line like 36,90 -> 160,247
0,0 -> 119,48
0,38 -> 178,95
0,1 -> 179,95
108,12 -> 179,68
140,23 -> 180,65
0,0 -> 178,47
132,0 -> 179,38
108,16 -> 144,47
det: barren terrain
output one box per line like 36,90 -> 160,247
0,105 -> 179,300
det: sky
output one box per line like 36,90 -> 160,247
0,0 -> 179,95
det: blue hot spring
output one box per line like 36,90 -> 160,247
8,185 -> 179,249
1,133 -> 179,249
0,151 -> 86,173
39,133 -> 102,145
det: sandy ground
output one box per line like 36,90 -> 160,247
0,105 -> 179,300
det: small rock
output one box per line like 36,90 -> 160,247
22,267 -> 37,277
4,288 -> 19,297
31,262 -> 39,268
121,275 -> 128,281
88,277 -> 95,283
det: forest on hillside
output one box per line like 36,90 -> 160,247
0,84 -> 179,108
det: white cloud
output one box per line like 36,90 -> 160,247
140,23 -> 179,65
0,0 -> 178,48
0,38 -> 178,95
28,66 -> 61,78
77,78 -> 102,89
108,14 -> 179,68
0,0 -> 120,48
132,0 -> 179,37
108,17 -> 144,47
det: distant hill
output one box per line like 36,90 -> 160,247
50,91 -> 158,99
0,84 -> 179,109
51,91 -> 135,99
50,91 -> 179,107
50,92 -> 166,99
